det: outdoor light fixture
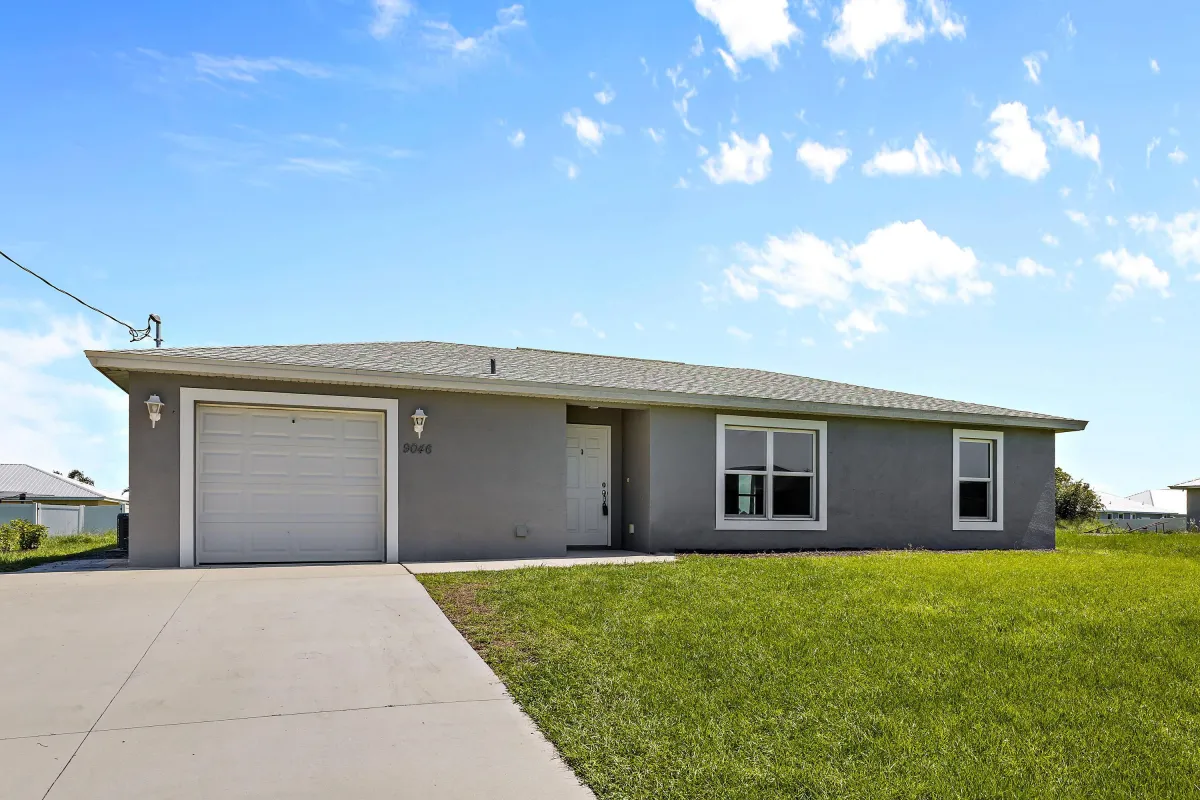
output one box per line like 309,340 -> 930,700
411,408 -> 428,439
145,394 -> 164,428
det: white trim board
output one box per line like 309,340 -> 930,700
715,414 -> 828,532
178,388 -> 401,568
952,428 -> 1004,532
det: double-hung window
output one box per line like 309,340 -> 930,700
716,416 -> 827,531
953,429 -> 1004,531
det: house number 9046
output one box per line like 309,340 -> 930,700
403,443 -> 433,454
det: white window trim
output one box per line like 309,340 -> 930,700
179,388 -> 400,568
715,415 -> 828,531
952,428 -> 1004,532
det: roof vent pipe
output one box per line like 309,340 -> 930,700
490,358 -> 496,375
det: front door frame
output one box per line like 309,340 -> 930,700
565,423 -> 612,547
179,388 -> 400,568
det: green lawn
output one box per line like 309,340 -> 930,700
420,528 -> 1200,799
0,532 -> 119,573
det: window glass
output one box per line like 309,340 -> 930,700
773,475 -> 813,517
725,429 -> 767,471
773,431 -> 815,473
959,481 -> 990,519
724,473 -> 765,516
959,440 -> 992,480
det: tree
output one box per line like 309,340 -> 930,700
1055,467 -> 1103,521
67,469 -> 95,486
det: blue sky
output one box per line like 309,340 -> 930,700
2,0 -> 1198,497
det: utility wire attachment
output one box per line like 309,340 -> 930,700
1,247 -> 163,346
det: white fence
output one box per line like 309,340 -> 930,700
0,504 -> 122,536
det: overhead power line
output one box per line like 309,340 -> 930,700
1,247 -> 162,346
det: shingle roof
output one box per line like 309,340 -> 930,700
0,464 -> 122,501
93,340 -> 1086,429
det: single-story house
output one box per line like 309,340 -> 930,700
1126,488 -> 1187,515
0,464 -> 127,507
1097,492 -> 1185,528
1168,478 -> 1200,522
85,341 -> 1088,568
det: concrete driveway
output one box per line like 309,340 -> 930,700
0,564 -> 593,799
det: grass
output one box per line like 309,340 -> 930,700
420,526 -> 1200,799
0,532 -> 119,573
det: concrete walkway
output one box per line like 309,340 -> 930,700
0,565 -> 594,799
405,549 -> 676,574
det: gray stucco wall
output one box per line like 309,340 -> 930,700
647,407 -> 1056,552
621,410 -> 652,553
127,372 -> 568,567
566,406 -> 623,548
1189,490 -> 1200,526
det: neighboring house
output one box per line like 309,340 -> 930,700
1168,478 -> 1200,522
1126,488 -> 1187,515
86,341 -> 1088,568
1097,492 -> 1185,527
0,464 -> 126,507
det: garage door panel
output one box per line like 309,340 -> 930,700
344,418 -> 382,442
195,404 -> 386,565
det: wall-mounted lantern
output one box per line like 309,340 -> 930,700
411,408 -> 428,439
146,394 -> 165,428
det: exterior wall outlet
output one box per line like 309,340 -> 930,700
514,524 -> 529,538
628,523 -> 635,535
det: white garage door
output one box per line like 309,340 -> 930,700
195,404 -> 386,564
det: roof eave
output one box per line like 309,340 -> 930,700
85,350 -> 1089,433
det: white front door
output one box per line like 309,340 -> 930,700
566,424 -> 610,546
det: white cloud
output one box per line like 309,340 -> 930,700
191,54 -> 332,83
1061,14 -> 1076,38
796,141 -> 851,182
1150,58 -> 1160,74
422,4 -> 526,60
824,0 -> 964,64
999,257 -> 1053,278
1059,186 -> 1071,199
702,132 -> 772,184
570,311 -> 606,338
555,157 -> 580,180
278,157 -> 366,176
594,85 -> 616,105
723,219 -> 989,345
674,177 -> 690,189
1147,137 -> 1161,167
1023,51 -> 1046,84
369,0 -> 414,39
1065,209 -> 1089,228
1042,233 -> 1059,247
727,325 -> 754,342
1040,108 -> 1100,164
691,35 -> 706,57
1105,215 -> 1118,227
562,109 -> 621,151
0,311 -> 128,493
1095,249 -> 1169,299
715,48 -> 741,77
692,0 -> 801,67
1168,146 -> 1188,165
667,70 -> 702,135
974,102 -> 1049,181
1128,211 -> 1200,271
634,322 -> 645,331
508,129 -> 526,148
862,133 -> 960,177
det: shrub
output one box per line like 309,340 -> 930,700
0,519 -> 50,551
1056,467 -> 1104,521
